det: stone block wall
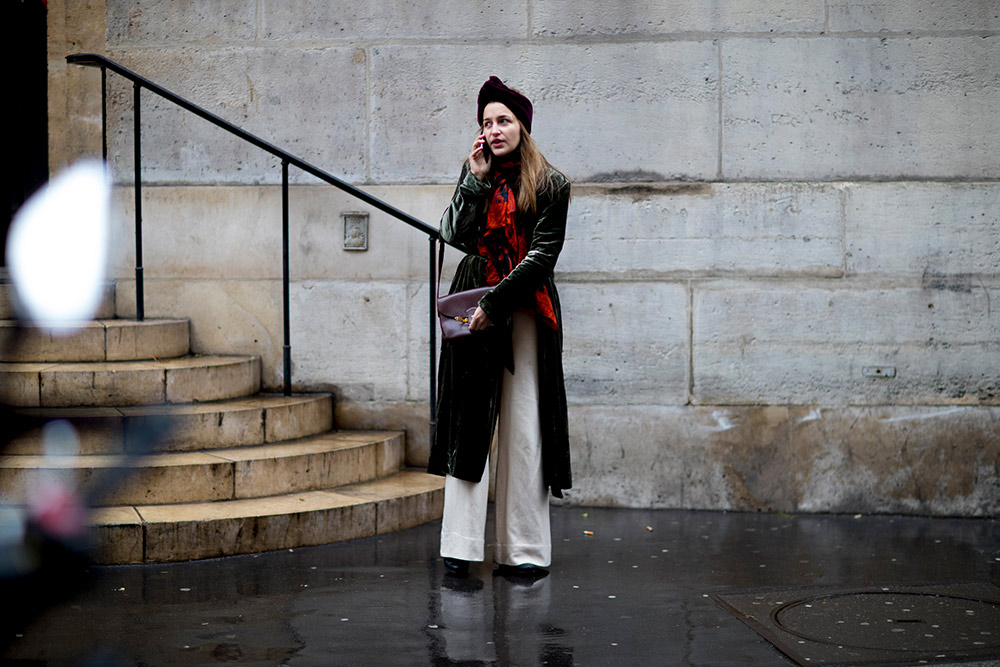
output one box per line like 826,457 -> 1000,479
47,0 -> 1000,515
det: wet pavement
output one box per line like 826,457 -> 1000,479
3,506 -> 999,666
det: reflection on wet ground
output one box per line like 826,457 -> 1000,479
4,506 -> 999,666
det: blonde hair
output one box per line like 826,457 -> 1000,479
515,128 -> 554,214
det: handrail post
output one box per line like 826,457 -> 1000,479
428,235 -> 437,430
101,67 -> 108,164
281,160 -> 292,396
133,82 -> 144,321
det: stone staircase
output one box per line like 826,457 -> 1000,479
0,283 -> 443,564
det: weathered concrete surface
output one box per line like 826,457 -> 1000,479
826,0 -> 1000,32
563,182 -> 844,278
46,0 -> 105,174
533,0 -> 827,35
107,185 -> 449,280
845,183 -> 1000,277
563,405 -> 1000,517
106,0 -> 257,43
89,506 -> 143,565
791,406 -> 1000,516
259,0 -> 525,39
560,282 -> 689,406
693,280 -> 1000,406
290,280 -> 410,402
108,187 -> 284,280
103,46 -> 368,185
369,42 -> 719,183
0,284 -> 15,321
722,36 -> 1000,180
74,3 -> 999,186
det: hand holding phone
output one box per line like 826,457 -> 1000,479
470,133 -> 492,180
479,134 -> 493,161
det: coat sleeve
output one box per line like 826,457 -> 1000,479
478,173 -> 570,324
440,164 -> 491,254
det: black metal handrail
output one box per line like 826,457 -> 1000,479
67,53 -> 441,426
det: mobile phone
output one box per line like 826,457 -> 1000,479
479,135 -> 492,160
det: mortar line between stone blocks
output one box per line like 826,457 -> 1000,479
687,280 -> 695,405
255,0 -> 263,42
109,30 -> 1000,51
364,45 -> 372,183
716,39 -> 723,181
402,281 -> 412,409
839,186 -> 848,278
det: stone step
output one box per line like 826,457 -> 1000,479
0,355 -> 260,407
92,469 -> 445,563
0,430 -> 403,507
0,281 -> 116,321
5,394 -> 333,455
0,319 -> 190,363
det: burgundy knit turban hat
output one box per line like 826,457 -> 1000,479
477,76 -> 533,134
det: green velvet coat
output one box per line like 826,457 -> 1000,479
428,163 -> 572,498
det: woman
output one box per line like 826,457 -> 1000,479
428,76 -> 572,577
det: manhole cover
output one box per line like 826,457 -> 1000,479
775,592 -> 1000,652
712,582 -> 1000,666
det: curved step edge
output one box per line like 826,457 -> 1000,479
0,319 -> 190,363
91,471 -> 445,564
5,394 -> 334,455
0,355 -> 261,407
0,430 -> 403,507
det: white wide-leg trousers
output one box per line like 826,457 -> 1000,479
439,309 -> 552,567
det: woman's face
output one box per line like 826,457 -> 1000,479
481,102 -> 522,158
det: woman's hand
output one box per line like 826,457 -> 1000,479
469,134 -> 491,180
469,306 -> 492,331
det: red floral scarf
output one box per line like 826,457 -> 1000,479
477,161 -> 558,330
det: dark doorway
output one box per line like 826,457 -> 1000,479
3,0 -> 49,264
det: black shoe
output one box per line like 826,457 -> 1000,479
443,557 -> 469,576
